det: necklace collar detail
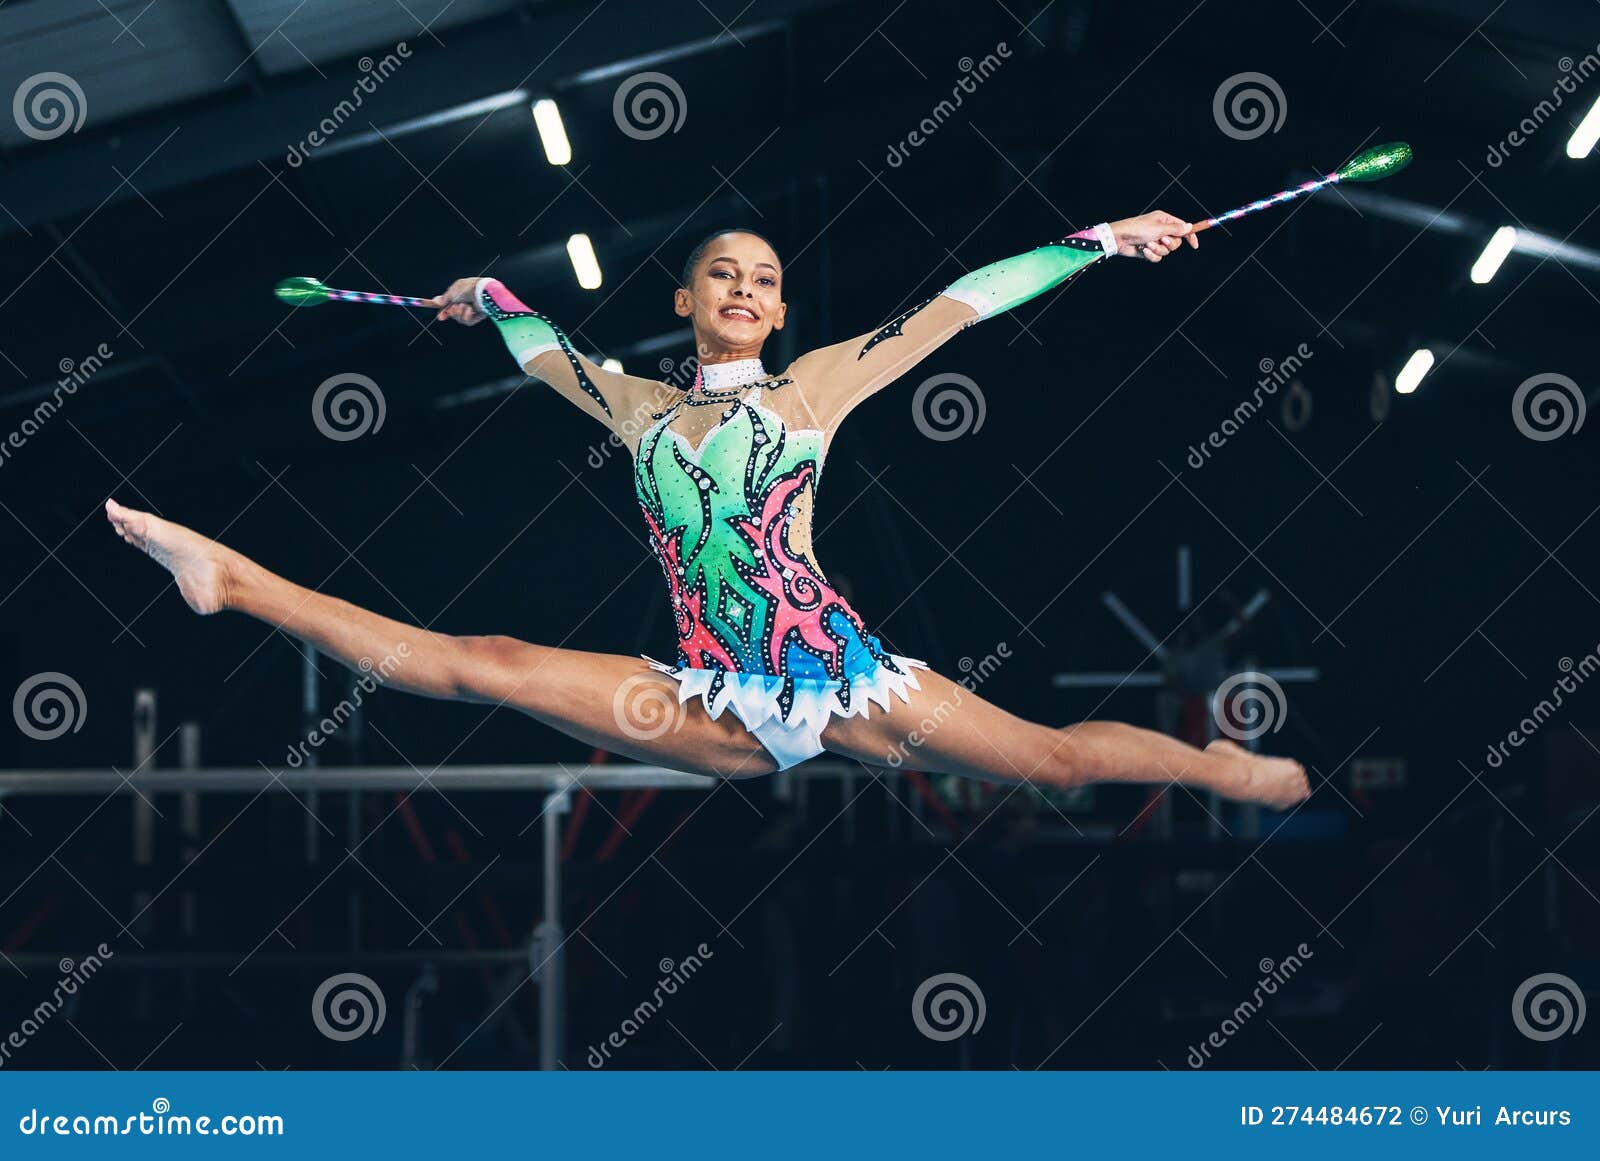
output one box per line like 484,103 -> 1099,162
695,357 -> 768,392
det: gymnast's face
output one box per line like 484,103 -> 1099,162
675,232 -> 786,358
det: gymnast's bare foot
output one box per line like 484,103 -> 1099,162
1206,737 -> 1311,810
104,499 -> 236,616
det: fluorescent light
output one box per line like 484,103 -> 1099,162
531,99 -> 571,166
1568,94 -> 1600,159
1471,226 -> 1517,284
1395,348 -> 1434,395
567,233 -> 602,289
601,358 -> 623,373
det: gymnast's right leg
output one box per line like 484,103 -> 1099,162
103,499 -> 774,779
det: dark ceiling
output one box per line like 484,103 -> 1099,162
2,0 -> 1595,452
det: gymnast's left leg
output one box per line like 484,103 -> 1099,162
821,667 -> 1310,809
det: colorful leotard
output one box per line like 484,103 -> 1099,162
631,357 -> 928,767
475,223 -> 1116,768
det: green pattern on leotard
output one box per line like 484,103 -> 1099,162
635,382 -> 894,701
638,393 -> 802,671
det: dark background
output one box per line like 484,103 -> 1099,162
1,0 -> 1596,1069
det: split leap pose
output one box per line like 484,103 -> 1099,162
106,212 -> 1308,807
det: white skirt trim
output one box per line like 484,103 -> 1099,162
643,655 -> 928,739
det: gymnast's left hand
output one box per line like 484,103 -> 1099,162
1108,211 -> 1198,263
423,277 -> 489,325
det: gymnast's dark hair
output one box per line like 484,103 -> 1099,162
680,228 -> 781,289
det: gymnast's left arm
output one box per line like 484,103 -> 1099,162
787,210 -> 1195,431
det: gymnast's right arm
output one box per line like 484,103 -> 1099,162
426,276 -> 666,437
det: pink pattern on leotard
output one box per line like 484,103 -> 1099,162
729,465 -> 858,679
641,507 -> 739,671
482,280 -> 531,313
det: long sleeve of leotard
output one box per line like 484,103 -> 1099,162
939,222 -> 1116,320
474,277 -> 667,436
787,223 -> 1119,431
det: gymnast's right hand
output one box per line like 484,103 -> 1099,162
424,277 -> 488,325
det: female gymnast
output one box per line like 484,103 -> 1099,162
105,211 -> 1309,808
